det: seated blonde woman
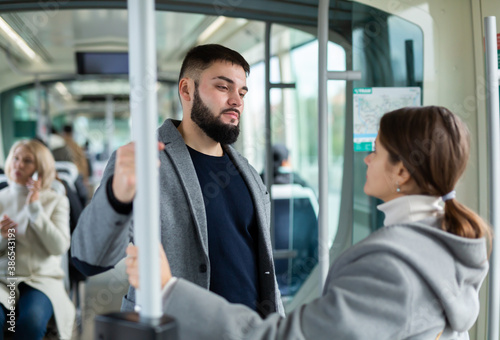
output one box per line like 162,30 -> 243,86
0,139 -> 74,340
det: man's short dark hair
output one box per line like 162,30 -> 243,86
178,44 -> 250,83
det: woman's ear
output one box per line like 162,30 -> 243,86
179,78 -> 192,102
395,162 -> 412,186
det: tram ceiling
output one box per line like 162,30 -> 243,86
0,0 -> 357,116
0,10 -> 280,78
0,0 -> 357,82
0,0 -> 353,30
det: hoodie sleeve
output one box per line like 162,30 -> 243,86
162,252 -> 421,340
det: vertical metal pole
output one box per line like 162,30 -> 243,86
35,77 -> 47,141
127,0 -> 162,319
317,0 -> 330,291
264,22 -> 275,249
104,94 -> 115,159
485,16 -> 500,340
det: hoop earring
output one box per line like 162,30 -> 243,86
396,182 -> 401,193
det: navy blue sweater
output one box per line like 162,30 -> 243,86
188,146 -> 260,311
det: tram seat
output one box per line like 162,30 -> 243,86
55,161 -> 79,191
55,161 -> 88,208
54,165 -> 86,335
271,184 -> 318,297
53,176 -> 86,335
0,174 -> 8,190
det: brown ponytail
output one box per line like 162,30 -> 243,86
379,106 -> 492,246
442,199 -> 491,241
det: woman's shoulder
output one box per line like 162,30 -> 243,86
342,218 -> 486,267
335,220 -> 444,263
40,188 -> 69,204
358,220 -> 436,242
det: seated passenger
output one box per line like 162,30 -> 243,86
49,127 -> 89,206
261,144 -> 309,187
50,126 -> 89,183
127,106 -> 491,339
266,145 -> 317,296
0,140 -> 74,340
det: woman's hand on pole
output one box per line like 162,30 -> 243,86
125,242 -> 172,289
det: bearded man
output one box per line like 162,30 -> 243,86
71,44 -> 284,317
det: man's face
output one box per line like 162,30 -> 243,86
190,61 -> 248,145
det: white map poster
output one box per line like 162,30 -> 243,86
353,87 -> 421,152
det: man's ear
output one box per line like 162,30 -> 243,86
179,78 -> 192,102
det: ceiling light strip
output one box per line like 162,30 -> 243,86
0,16 -> 37,60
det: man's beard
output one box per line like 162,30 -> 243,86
190,87 -> 240,145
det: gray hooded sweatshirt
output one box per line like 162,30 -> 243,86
161,195 -> 489,339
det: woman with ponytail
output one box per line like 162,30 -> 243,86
376,105 -> 490,242
126,106 -> 490,340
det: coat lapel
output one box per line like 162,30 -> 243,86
157,119 -> 209,256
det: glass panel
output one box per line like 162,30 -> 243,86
351,3 -> 424,243
246,24 -> 347,302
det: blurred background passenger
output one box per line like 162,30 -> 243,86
50,126 -> 89,183
60,125 -> 89,185
0,140 -> 74,340
49,126 -> 89,207
261,143 -> 309,188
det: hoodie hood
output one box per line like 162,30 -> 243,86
342,218 -> 489,333
374,195 -> 489,332
396,221 -> 487,332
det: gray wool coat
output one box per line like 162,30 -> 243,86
71,119 -> 284,317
